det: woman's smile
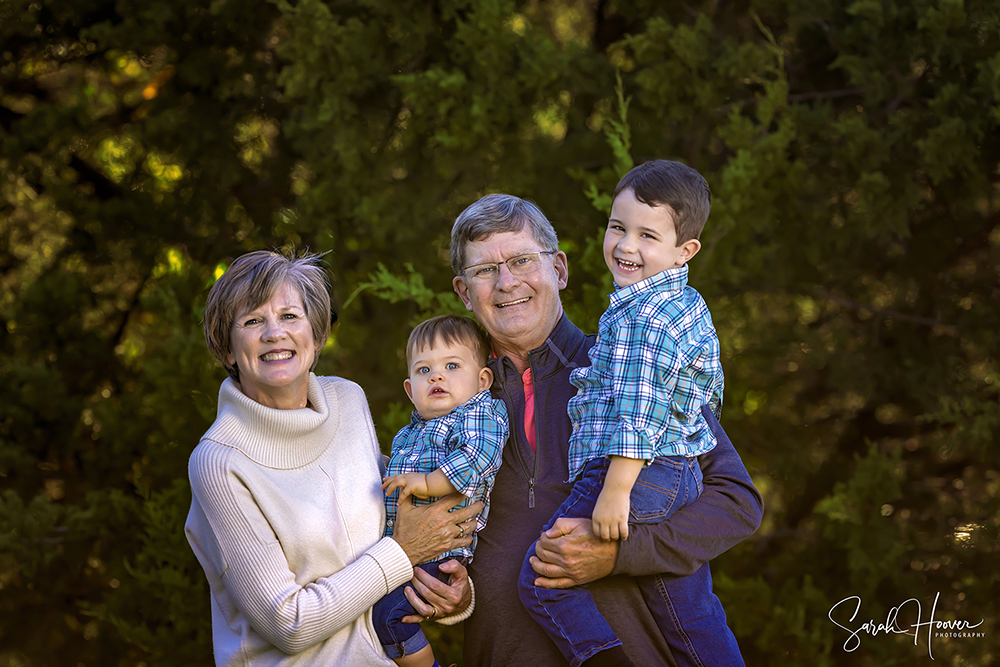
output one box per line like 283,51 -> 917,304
227,282 -> 317,409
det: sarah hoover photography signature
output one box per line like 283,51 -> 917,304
828,592 -> 984,659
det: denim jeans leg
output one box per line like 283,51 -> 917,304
631,456 -> 743,667
639,563 -> 744,667
373,562 -> 447,658
518,458 -> 623,667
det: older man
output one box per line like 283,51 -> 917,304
412,194 -> 762,666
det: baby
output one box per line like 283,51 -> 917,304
375,314 -> 508,667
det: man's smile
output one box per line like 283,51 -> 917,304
495,296 -> 531,308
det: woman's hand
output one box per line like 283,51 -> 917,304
400,559 -> 472,624
391,492 -> 481,566
528,517 -> 618,588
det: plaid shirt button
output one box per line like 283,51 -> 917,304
382,390 -> 508,561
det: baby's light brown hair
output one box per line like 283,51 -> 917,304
406,315 -> 490,368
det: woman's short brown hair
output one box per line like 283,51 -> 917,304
204,250 -> 332,381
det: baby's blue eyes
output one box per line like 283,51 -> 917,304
416,363 -> 460,373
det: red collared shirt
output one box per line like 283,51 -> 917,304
522,367 -> 536,452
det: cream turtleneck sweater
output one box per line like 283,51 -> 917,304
185,374 -> 413,666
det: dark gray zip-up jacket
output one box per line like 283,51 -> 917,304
464,314 -> 763,666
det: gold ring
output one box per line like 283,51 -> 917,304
458,523 -> 466,538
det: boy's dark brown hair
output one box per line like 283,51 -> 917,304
406,315 -> 491,368
612,159 -> 712,244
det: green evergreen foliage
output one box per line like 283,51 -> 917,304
2,1 -> 997,665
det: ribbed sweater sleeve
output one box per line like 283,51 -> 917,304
188,444 -> 412,654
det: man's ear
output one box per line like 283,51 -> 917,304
676,239 -> 702,265
552,250 -> 569,290
478,366 -> 494,391
453,276 -> 474,311
403,378 -> 414,402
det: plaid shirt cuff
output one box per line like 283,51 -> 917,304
439,454 -> 478,498
606,420 -> 656,463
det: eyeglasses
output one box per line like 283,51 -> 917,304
462,251 -> 556,283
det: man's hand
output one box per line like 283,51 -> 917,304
529,517 -> 618,589
401,559 -> 472,624
382,472 -> 429,502
592,485 -> 631,540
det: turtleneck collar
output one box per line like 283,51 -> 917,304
203,373 -> 338,469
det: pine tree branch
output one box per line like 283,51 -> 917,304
714,86 -> 868,115
813,287 -> 960,334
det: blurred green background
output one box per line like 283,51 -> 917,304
1,0 -> 997,665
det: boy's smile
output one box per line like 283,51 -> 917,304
404,339 -> 493,420
604,188 -> 700,288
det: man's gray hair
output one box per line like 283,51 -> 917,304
450,194 -> 559,275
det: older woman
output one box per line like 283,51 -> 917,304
185,250 -> 476,666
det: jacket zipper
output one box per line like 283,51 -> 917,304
527,356 -> 540,509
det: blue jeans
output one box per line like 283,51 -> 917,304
518,455 -> 744,667
373,560 -> 452,659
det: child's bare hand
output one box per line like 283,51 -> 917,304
592,486 -> 631,541
381,473 -> 429,503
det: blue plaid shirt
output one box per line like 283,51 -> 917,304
567,266 -> 723,481
383,390 -> 508,562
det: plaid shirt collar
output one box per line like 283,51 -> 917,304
406,388 -> 492,426
610,264 -> 689,308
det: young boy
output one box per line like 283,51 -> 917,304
518,160 -> 744,667
376,314 -> 508,667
